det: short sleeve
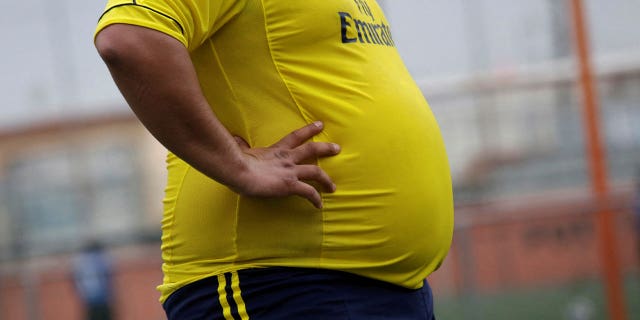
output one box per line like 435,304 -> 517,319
95,0 -> 246,51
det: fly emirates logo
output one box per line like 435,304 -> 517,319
338,0 -> 396,47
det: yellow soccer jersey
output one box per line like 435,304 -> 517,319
96,0 -> 454,303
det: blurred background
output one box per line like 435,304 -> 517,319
0,0 -> 638,319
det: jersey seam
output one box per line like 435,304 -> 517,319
258,0 -> 326,264
258,0 -> 310,125
164,162 -> 192,285
209,42 -> 243,261
209,42 -> 250,138
233,194 -> 241,268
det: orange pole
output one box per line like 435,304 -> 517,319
567,1 -> 627,319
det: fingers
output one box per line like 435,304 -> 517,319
270,120 -> 341,164
272,121 -> 324,149
241,121 -> 340,209
295,165 -> 336,193
285,179 -> 323,209
290,165 -> 336,209
291,142 -> 341,164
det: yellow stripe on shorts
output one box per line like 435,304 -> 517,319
231,272 -> 250,320
217,274 -> 234,320
217,272 -> 250,320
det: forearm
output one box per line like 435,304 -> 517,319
95,24 -> 246,188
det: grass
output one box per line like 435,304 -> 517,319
434,274 -> 640,320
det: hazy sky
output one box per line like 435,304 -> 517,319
1,0 -> 638,129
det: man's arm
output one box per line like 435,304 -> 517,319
95,24 -> 340,208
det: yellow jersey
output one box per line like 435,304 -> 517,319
96,0 -> 454,303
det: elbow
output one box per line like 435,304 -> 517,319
94,25 -> 134,67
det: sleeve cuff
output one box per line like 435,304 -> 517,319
94,4 -> 188,48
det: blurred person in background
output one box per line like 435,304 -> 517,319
93,0 -> 453,319
73,240 -> 113,320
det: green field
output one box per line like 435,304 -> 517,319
435,275 -> 640,320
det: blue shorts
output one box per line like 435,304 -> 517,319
163,267 -> 436,320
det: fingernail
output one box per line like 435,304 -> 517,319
332,143 -> 341,152
313,121 -> 323,128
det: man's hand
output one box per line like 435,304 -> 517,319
232,121 -> 340,209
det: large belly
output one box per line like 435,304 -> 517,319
318,95 -> 453,266
238,94 -> 452,270
162,96 -> 453,290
